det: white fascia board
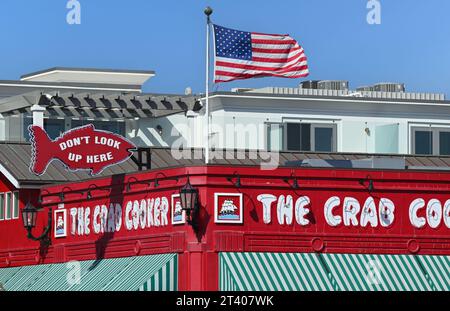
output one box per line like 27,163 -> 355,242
0,83 -> 141,93
202,94 -> 450,108
0,163 -> 20,189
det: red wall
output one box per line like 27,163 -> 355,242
1,166 -> 450,290
0,174 -> 40,255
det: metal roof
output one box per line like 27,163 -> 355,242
0,253 -> 177,291
20,67 -> 156,81
220,252 -> 450,291
0,92 -> 201,119
20,67 -> 156,87
2,143 -> 450,188
208,91 -> 450,105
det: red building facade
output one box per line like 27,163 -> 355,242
1,164 -> 449,291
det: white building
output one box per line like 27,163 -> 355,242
1,68 -> 449,158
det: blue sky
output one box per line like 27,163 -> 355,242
0,0 -> 449,96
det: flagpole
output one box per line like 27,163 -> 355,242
204,6 -> 213,164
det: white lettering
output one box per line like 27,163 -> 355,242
93,205 -> 101,234
125,201 -> 133,230
444,200 -> 450,229
409,198 -> 426,229
160,197 -> 169,226
427,199 -> 442,229
107,204 -> 116,232
277,195 -> 293,225
257,194 -> 277,224
343,197 -> 361,227
295,196 -> 311,226
154,198 -> 161,227
379,198 -> 395,228
70,208 -> 77,235
84,207 -> 90,235
361,197 -> 378,228
324,196 -> 341,227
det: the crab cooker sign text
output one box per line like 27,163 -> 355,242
59,193 -> 450,238
257,194 -> 450,230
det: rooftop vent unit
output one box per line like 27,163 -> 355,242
231,88 -> 254,93
299,80 -> 320,89
300,80 -> 349,91
368,83 -> 405,93
356,85 -> 375,92
317,80 -> 349,91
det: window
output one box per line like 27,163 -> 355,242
266,122 -> 283,151
412,127 -> 450,155
439,132 -> 450,155
72,120 -> 125,136
23,116 -> 33,141
5,192 -> 11,220
13,191 -> 19,219
45,119 -> 65,140
0,193 -> 4,220
313,126 -> 334,152
284,122 -> 336,152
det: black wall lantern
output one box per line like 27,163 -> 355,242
179,176 -> 199,229
284,172 -> 300,190
227,172 -> 241,188
359,176 -> 374,193
21,202 -> 52,245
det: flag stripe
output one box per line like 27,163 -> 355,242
215,71 -> 309,83
252,56 -> 307,64
213,24 -> 309,83
216,64 -> 309,76
251,46 -> 302,54
216,55 -> 307,67
216,60 -> 308,72
251,39 -> 299,45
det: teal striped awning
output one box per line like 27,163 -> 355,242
219,253 -> 450,291
0,253 -> 177,291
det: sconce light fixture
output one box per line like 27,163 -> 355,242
126,177 -> 151,193
359,176 -> 374,192
179,176 -> 200,229
284,172 -> 300,190
154,172 -> 179,189
21,202 -> 52,245
227,173 -> 241,188
59,187 -> 85,202
86,185 -> 110,200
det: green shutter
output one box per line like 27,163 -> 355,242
12,192 -> 19,219
0,254 -> 178,291
0,193 -> 4,220
219,253 -> 450,291
5,193 -> 11,220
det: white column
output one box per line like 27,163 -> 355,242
30,104 -> 46,128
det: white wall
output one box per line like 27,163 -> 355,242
126,112 -> 204,149
0,118 -> 5,141
200,95 -> 450,154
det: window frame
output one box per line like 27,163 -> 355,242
0,193 -> 4,221
411,126 -> 450,156
12,191 -> 19,220
311,124 -> 337,153
265,122 -> 284,152
283,121 -> 337,153
5,192 -> 11,220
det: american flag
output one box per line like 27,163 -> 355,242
213,24 -> 309,83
